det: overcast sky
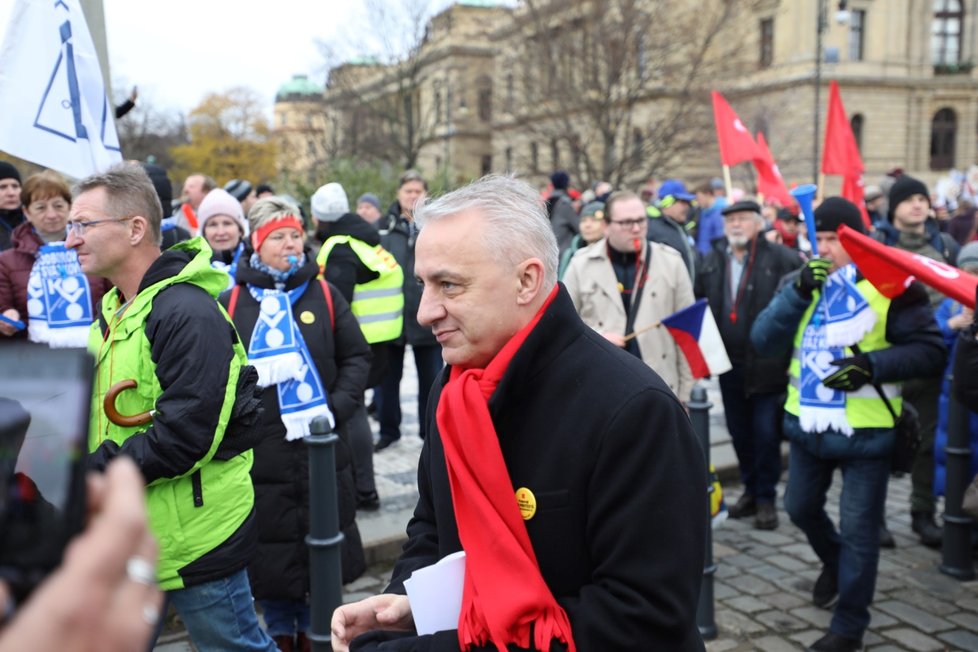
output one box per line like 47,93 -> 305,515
0,0 -> 451,117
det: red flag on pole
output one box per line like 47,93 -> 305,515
838,224 -> 978,307
821,81 -> 870,228
712,91 -> 762,166
753,133 -> 795,208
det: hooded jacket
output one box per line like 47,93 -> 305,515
87,238 -> 257,591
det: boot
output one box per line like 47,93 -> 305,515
911,511 -> 943,548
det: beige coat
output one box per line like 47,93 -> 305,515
563,239 -> 695,401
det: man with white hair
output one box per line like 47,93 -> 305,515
331,175 -> 707,651
695,200 -> 802,531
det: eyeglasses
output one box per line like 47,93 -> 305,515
609,217 -> 646,228
66,215 -> 135,236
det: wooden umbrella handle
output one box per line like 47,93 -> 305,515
104,379 -> 153,428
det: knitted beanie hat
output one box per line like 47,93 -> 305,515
887,175 -> 930,221
814,196 -> 865,234
0,161 -> 21,184
311,183 -> 349,222
197,188 -> 248,235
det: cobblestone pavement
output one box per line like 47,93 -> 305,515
158,351 -> 978,650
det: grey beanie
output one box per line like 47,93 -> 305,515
311,183 -> 349,222
356,193 -> 382,212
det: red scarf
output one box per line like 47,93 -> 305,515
436,285 -> 576,652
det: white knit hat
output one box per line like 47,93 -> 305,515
311,183 -> 349,222
197,188 -> 249,235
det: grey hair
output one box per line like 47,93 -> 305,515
247,196 -> 304,235
414,174 -> 558,288
74,163 -> 162,246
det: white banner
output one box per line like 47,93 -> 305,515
0,0 -> 122,179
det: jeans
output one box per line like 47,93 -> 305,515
783,420 -> 891,641
258,598 -> 310,637
342,404 -> 376,496
376,343 -> 444,440
719,364 -> 784,503
164,568 -> 278,652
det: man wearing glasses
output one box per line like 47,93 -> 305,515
564,190 -> 695,403
66,163 -> 277,651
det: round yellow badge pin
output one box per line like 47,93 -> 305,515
300,311 -> 316,325
515,487 -> 537,521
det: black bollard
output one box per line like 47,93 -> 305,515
940,372 -> 975,580
687,385 -> 717,640
306,416 -> 346,651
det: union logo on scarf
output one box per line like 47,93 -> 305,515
246,282 -> 334,440
798,265 -> 877,436
27,242 -> 93,348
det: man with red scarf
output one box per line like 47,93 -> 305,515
331,176 -> 707,651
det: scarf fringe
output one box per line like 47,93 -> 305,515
280,405 -> 334,441
799,407 -> 854,436
459,604 -> 574,652
825,304 -> 877,348
252,353 -> 304,387
28,322 -> 90,349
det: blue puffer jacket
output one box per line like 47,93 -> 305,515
934,298 -> 978,496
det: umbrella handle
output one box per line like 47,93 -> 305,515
104,379 -> 153,428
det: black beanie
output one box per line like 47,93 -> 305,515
0,161 -> 21,184
550,171 -> 570,190
814,196 -> 865,234
887,174 -> 930,221
141,163 -> 172,214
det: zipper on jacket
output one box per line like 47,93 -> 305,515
191,470 -> 203,507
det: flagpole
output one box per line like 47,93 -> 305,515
722,165 -> 733,198
624,321 -> 662,342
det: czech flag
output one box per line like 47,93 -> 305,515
662,299 -> 733,379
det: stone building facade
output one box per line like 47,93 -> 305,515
275,0 -> 978,191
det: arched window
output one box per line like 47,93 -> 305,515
476,75 -> 492,123
933,0 -> 963,66
930,107 -> 957,170
850,114 -> 864,152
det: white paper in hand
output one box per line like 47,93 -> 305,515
403,550 -> 466,635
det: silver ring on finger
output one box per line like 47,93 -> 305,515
126,556 -> 157,587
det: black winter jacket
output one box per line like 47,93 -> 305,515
358,287 -> 707,651
695,236 -> 803,395
221,251 -> 372,596
379,203 -> 437,347
319,213 -> 390,386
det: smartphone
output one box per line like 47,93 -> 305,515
0,343 -> 90,604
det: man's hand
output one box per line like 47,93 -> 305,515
331,594 -> 413,652
796,258 -> 831,298
602,332 -> 626,348
822,354 -> 873,391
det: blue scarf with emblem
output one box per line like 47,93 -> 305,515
798,264 -> 877,436
27,241 -> 93,348
246,280 -> 334,440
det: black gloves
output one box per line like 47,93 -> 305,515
796,258 -> 832,299
822,354 -> 873,391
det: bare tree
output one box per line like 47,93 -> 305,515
316,0 -> 441,169
114,90 -> 188,171
505,0 -> 759,188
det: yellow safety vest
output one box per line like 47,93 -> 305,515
785,278 -> 901,429
317,235 -> 404,343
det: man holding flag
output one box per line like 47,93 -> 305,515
695,199 -> 802,530
750,198 -> 944,652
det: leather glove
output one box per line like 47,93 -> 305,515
822,354 -> 873,391
796,258 -> 832,298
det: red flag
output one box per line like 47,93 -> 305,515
821,81 -> 871,228
752,133 -> 794,208
712,91 -> 761,166
838,224 -> 978,308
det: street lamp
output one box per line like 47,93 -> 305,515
813,0 -> 849,183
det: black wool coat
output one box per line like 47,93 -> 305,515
361,286 -> 707,652
221,251 -> 371,598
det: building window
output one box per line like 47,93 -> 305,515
434,90 -> 442,124
632,128 -> 643,166
848,9 -> 865,61
930,107 -> 957,170
477,76 -> 492,123
505,73 -> 514,113
759,18 -> 774,69
932,0 -> 963,66
505,147 -> 513,172
850,113 -> 864,152
550,138 -> 559,169
481,155 -> 492,175
530,142 -> 539,171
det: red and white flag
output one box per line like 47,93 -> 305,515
712,91 -> 762,166
662,299 -> 732,379
753,132 -> 794,208
838,225 -> 978,307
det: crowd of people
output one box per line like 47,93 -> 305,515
2,156 -> 978,652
